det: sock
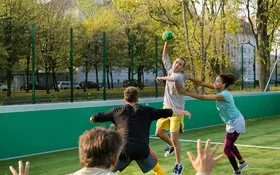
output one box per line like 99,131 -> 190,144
152,162 -> 164,175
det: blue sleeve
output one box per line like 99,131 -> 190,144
220,90 -> 231,102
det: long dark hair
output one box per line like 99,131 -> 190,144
219,73 -> 235,89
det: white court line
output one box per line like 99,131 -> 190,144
150,136 -> 280,150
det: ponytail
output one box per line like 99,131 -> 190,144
219,73 -> 235,88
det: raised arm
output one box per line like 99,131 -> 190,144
163,41 -> 168,55
176,87 -> 224,101
188,77 -> 214,89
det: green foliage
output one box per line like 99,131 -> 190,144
0,43 -> 8,77
0,0 -> 278,95
112,0 -> 142,12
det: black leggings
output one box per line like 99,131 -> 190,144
224,131 -> 243,170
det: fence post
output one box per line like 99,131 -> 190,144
102,32 -> 106,100
70,28 -> 74,102
130,33 -> 134,85
155,35 -> 158,97
275,49 -> 278,87
31,24 -> 36,104
253,48 -> 256,88
241,45 -> 244,90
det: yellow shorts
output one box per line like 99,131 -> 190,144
156,106 -> 184,133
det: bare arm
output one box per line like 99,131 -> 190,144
163,41 -> 168,55
156,76 -> 173,83
171,108 -> 191,119
176,87 -> 224,101
188,77 -> 214,89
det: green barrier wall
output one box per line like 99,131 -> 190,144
0,92 -> 279,160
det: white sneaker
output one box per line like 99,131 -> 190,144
238,161 -> 248,170
164,146 -> 174,157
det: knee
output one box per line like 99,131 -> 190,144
170,133 -> 179,144
223,145 -> 231,156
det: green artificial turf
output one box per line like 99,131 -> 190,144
1,116 -> 279,175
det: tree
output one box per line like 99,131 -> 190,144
0,0 -> 37,96
113,0 -> 172,88
244,0 -> 280,90
76,0 -> 126,90
35,0 -> 76,94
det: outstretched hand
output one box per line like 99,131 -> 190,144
184,73 -> 191,80
187,139 -> 224,175
184,111 -> 192,119
156,77 -> 163,83
9,160 -> 30,175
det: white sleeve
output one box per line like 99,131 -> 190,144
195,173 -> 208,175
162,54 -> 172,72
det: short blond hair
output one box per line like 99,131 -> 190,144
123,86 -> 138,103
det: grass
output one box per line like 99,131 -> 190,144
0,116 -> 280,175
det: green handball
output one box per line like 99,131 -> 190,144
162,30 -> 174,41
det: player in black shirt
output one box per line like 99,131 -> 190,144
90,86 -> 191,175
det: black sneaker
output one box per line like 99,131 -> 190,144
164,146 -> 170,151
164,146 -> 174,157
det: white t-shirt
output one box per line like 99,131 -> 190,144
72,167 -> 118,175
162,54 -> 185,110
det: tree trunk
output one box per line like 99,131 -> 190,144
137,66 -> 144,90
221,0 -> 227,73
52,69 -> 58,92
106,67 -> 110,89
83,59 -> 88,92
108,64 -> 113,89
181,0 -> 197,92
6,67 -> 12,97
45,64 -> 50,94
199,1 -> 207,94
94,63 -> 100,91
110,69 -> 113,89
257,0 -> 270,91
